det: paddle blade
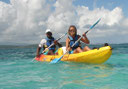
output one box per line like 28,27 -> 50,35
50,58 -> 60,63
89,18 -> 101,29
50,55 -> 63,64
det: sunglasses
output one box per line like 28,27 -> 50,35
69,30 -> 75,32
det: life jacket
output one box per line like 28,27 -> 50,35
45,37 -> 56,50
68,35 -> 80,50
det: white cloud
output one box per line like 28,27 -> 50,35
47,0 -> 76,32
0,0 -> 51,44
77,6 -> 123,27
0,0 -> 128,44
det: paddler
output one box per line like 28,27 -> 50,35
66,25 -> 91,53
36,29 -> 62,57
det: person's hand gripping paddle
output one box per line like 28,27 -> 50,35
50,18 -> 101,64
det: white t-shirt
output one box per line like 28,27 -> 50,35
38,39 -> 47,48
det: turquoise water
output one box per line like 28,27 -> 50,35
0,44 -> 128,89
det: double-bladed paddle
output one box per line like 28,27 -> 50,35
41,32 -> 68,54
50,18 -> 101,64
32,32 -> 67,62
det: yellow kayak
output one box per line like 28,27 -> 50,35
35,46 -> 112,64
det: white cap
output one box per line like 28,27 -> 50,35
45,29 -> 52,33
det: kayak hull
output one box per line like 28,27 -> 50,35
35,46 -> 112,64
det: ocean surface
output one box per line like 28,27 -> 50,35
0,43 -> 128,89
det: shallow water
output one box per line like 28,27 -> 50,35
0,44 -> 128,89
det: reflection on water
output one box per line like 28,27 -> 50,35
59,63 -> 114,88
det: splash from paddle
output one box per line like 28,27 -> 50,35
50,18 -> 101,64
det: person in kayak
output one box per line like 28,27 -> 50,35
36,29 -> 62,57
66,25 -> 91,53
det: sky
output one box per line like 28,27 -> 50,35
0,0 -> 128,45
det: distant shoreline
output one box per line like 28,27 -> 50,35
0,42 -> 128,48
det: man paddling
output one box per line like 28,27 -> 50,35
36,29 -> 62,57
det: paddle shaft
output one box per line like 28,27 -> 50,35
42,32 -> 67,53
57,31 -> 92,60
50,18 -> 101,63
72,18 -> 101,47
59,33 -> 89,59
59,19 -> 101,59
